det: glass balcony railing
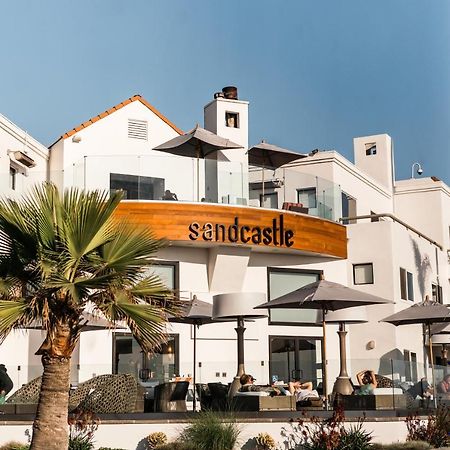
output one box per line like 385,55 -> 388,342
2,155 -> 344,221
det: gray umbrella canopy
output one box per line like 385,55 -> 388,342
247,141 -> 307,169
431,322 -> 450,335
168,296 -> 216,326
153,125 -> 243,159
381,302 -> 450,326
255,279 -> 391,311
255,279 -> 391,405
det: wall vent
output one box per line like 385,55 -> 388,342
128,119 -> 148,140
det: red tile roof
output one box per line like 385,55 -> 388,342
50,94 -> 183,147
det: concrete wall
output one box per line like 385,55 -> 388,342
0,418 -> 411,449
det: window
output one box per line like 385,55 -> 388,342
260,192 -> 278,209
353,263 -> 374,285
9,166 -> 17,190
365,143 -> 377,155
151,261 -> 179,290
269,336 -> 323,386
341,192 -> 357,224
432,283 -> 443,304
128,119 -> 148,140
297,188 -> 317,209
400,268 -> 414,301
225,112 -> 239,128
268,268 -> 321,325
404,350 -> 418,382
113,333 -> 179,383
110,173 -> 164,200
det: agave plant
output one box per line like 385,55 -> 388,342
0,184 -> 179,450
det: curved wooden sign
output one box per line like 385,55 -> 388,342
114,201 -> 347,259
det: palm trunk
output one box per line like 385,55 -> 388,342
30,353 -> 71,450
30,320 -> 78,450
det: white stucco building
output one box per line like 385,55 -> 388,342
0,87 -> 449,403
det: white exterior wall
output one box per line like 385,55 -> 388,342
48,101 -> 199,201
354,134 -> 394,191
0,114 -> 48,198
284,151 -> 394,219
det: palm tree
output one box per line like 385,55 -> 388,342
0,183 -> 178,450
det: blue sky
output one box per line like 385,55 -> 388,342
1,0 -> 449,183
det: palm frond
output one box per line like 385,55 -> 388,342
98,222 -> 165,272
0,299 -> 28,341
97,298 -> 170,353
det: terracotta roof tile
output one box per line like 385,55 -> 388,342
51,94 -> 183,146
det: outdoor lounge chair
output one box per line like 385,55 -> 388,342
2,373 -> 142,415
232,391 -> 296,411
207,382 -> 229,411
153,381 -> 189,412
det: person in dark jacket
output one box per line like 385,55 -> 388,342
0,364 -> 13,396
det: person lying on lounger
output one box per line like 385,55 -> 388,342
288,380 -> 320,401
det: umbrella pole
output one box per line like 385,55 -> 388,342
428,324 -> 437,408
193,323 -> 197,411
322,309 -> 328,409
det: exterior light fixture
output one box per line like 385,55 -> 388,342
72,135 -> 82,143
411,162 -> 423,178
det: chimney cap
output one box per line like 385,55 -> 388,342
222,86 -> 238,100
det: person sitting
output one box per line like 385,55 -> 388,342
356,370 -> 377,395
162,189 -> 178,201
407,377 -> 432,399
288,380 -> 320,401
239,374 -> 283,396
437,374 -> 450,394
0,364 -> 13,399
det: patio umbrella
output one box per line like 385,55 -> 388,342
255,278 -> 391,406
168,295 -> 235,410
153,125 -> 243,201
381,298 -> 450,406
247,141 -> 307,203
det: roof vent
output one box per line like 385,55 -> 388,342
222,86 -> 238,100
128,119 -> 148,140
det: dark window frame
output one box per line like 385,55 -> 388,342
225,111 -> 239,128
353,263 -> 374,285
296,187 -> 317,209
400,267 -> 414,301
152,260 -> 180,291
268,334 -> 324,386
267,267 -> 322,326
112,332 -> 179,381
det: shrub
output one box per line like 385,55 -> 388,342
0,443 -> 30,450
68,410 -> 99,450
179,410 -> 241,450
146,432 -> 168,449
255,432 -> 277,450
406,404 -> 450,448
281,407 -> 373,450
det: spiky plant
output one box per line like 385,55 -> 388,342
146,431 -> 168,449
